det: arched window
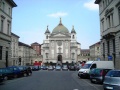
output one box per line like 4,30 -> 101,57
72,35 -> 74,39
46,35 -> 48,39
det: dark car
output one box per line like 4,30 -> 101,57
32,66 -> 40,71
41,66 -> 47,70
69,65 -> 76,71
89,68 -> 111,84
62,65 -> 68,71
7,66 -> 29,78
0,69 -> 4,83
18,66 -> 32,76
0,68 -> 15,80
103,70 -> 120,90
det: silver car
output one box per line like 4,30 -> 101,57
103,70 -> 120,90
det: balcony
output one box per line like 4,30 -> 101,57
102,27 -> 116,39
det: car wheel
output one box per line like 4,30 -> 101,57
4,76 -> 8,80
23,73 -> 27,77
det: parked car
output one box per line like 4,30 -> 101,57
42,66 -> 48,70
32,66 -> 40,71
55,66 -> 61,71
103,70 -> 120,90
0,69 -> 4,83
48,66 -> 54,71
62,65 -> 68,71
89,68 -> 111,84
69,65 -> 76,71
0,68 -> 15,80
18,66 -> 32,76
7,66 -> 29,78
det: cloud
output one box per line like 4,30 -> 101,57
83,0 -> 99,11
47,12 -> 68,18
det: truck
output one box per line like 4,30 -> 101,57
78,60 -> 114,78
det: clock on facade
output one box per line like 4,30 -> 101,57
57,41 -> 62,46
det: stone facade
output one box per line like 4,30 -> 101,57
41,18 -> 81,65
78,49 -> 90,61
11,32 -> 19,66
89,41 -> 101,60
18,42 -> 37,66
0,0 -> 17,68
95,0 -> 120,69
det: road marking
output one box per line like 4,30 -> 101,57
73,89 -> 79,90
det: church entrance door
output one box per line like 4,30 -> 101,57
57,55 -> 62,65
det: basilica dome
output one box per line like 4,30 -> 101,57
52,18 -> 69,34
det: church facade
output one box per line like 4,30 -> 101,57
41,18 -> 81,65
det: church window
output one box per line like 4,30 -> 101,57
72,53 -> 74,59
46,53 -> 48,58
46,35 -> 48,39
72,35 -> 74,39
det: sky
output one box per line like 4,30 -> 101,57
12,0 -> 100,49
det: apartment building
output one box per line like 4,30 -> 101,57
18,42 -> 37,66
0,0 -> 17,68
11,32 -> 19,66
95,0 -> 120,69
31,42 -> 41,56
78,49 -> 90,61
89,41 -> 101,60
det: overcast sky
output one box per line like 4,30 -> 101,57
12,0 -> 100,49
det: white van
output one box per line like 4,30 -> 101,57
78,60 -> 114,78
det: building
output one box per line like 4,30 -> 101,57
89,41 -> 101,60
95,0 -> 120,69
11,32 -> 19,66
18,42 -> 37,66
31,42 -> 41,56
41,18 -> 81,65
0,0 -> 17,68
78,49 -> 90,61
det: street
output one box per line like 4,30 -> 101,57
0,71 -> 103,90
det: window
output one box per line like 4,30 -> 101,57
1,19 -> 4,32
103,0 -> 105,9
8,8 -> 11,15
103,43 -> 105,53
46,53 -> 48,58
0,46 -> 2,60
101,20 -> 104,31
2,2 -> 5,11
113,39 -> 115,53
108,15 -> 111,28
46,35 -> 48,39
7,23 -> 10,34
72,53 -> 74,59
107,41 -> 110,55
72,35 -> 74,39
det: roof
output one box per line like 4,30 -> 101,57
19,42 -> 33,48
71,26 -> 76,34
7,0 -> 17,7
11,32 -> 20,38
94,0 -> 101,4
89,41 -> 101,47
45,25 -> 50,34
31,42 -> 40,45
52,18 -> 69,34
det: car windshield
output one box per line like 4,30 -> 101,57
81,64 -> 91,69
106,71 -> 120,77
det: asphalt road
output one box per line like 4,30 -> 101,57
0,70 -> 104,90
